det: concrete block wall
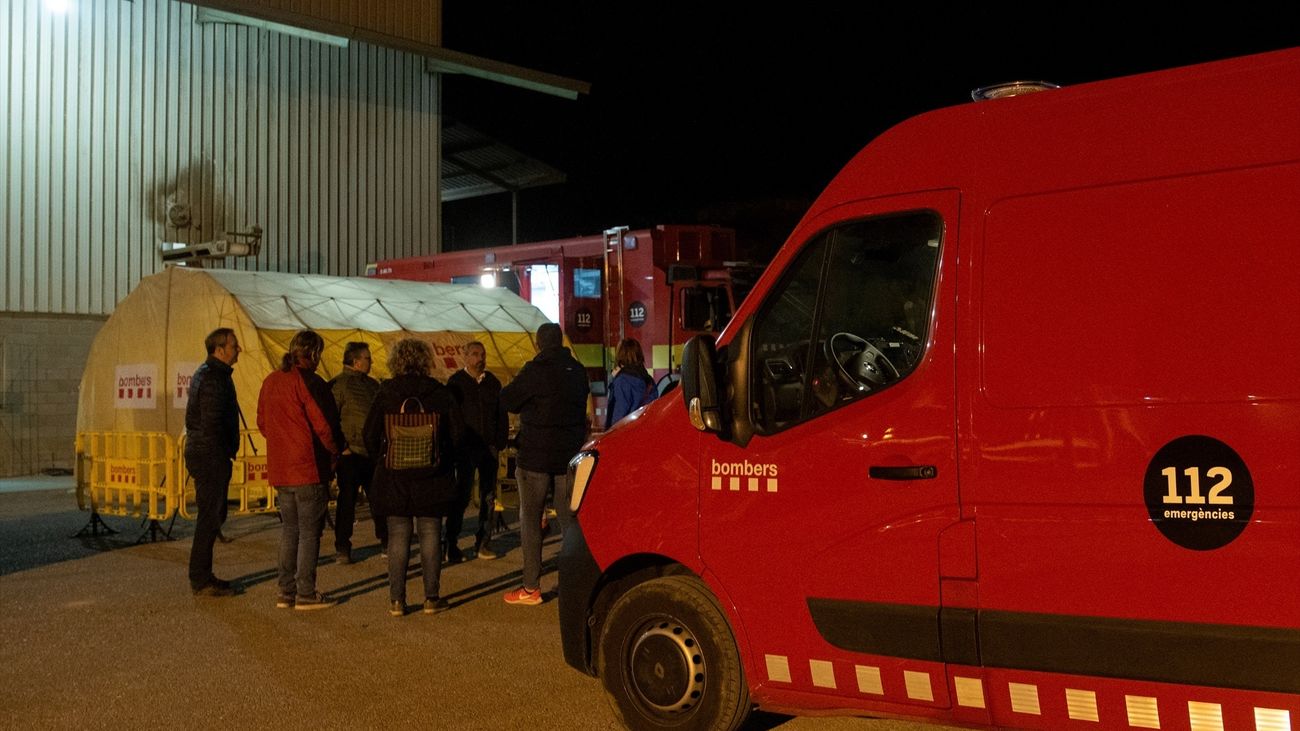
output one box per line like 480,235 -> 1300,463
0,314 -> 105,477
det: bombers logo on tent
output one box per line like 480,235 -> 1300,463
115,364 -> 157,410
432,342 -> 465,371
172,362 -> 201,409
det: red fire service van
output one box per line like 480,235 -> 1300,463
369,225 -> 759,422
558,49 -> 1300,731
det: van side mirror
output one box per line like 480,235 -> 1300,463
680,336 -> 723,432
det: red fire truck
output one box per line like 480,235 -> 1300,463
369,225 -> 759,422
558,49 -> 1300,730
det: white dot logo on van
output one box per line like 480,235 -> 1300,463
1143,436 -> 1253,551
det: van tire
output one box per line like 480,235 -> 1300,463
597,575 -> 750,731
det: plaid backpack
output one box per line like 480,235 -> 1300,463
384,396 -> 439,470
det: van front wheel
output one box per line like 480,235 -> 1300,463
598,575 -> 751,731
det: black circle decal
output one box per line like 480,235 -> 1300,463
1143,435 -> 1253,551
627,301 -> 647,327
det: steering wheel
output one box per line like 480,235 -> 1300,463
826,332 -> 900,392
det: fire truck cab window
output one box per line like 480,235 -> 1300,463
750,212 -> 941,433
681,286 -> 732,332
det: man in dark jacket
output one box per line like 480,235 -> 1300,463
185,328 -> 242,597
499,323 -> 589,606
446,341 -> 508,562
330,342 -> 382,563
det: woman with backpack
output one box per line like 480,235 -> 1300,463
604,338 -> 658,429
362,338 -> 464,617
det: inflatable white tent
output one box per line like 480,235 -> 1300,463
77,267 -> 553,439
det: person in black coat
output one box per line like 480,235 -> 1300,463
362,338 -> 464,617
499,323 -> 589,605
184,328 -> 243,597
446,340 -> 508,561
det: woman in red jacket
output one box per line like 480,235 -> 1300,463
257,330 -> 343,610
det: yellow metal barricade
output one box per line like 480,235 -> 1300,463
494,445 -> 519,516
490,444 -> 567,534
178,430 -> 278,518
75,432 -> 178,522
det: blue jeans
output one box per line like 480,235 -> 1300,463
386,516 -> 442,603
276,483 -> 328,598
516,467 -> 573,590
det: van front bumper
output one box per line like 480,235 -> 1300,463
558,518 -> 601,675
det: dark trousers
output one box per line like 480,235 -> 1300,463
188,458 -> 232,589
334,454 -> 384,551
447,449 -> 498,546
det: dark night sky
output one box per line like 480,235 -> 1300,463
440,6 -> 1293,260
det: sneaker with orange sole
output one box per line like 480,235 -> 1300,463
503,587 -> 542,606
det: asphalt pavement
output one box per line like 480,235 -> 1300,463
0,477 -> 943,731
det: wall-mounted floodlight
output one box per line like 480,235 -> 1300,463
480,273 -> 496,288
159,226 -> 263,266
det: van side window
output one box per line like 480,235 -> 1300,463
750,212 -> 941,432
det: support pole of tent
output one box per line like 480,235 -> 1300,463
237,406 -> 258,455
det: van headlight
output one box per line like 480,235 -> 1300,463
568,450 -> 598,513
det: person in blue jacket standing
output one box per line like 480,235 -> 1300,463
604,338 -> 657,429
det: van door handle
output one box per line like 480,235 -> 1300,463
869,465 -> 937,480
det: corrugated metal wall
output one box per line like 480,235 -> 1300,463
0,0 -> 441,316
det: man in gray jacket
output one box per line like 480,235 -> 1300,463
330,342 -> 382,563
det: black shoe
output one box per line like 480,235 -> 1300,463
193,583 -> 235,597
294,592 -> 336,611
335,549 -> 352,565
446,545 -> 465,564
475,539 -> 500,560
389,600 -> 405,617
422,597 -> 449,614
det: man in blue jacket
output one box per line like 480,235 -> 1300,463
185,328 -> 242,597
499,323 -> 589,606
